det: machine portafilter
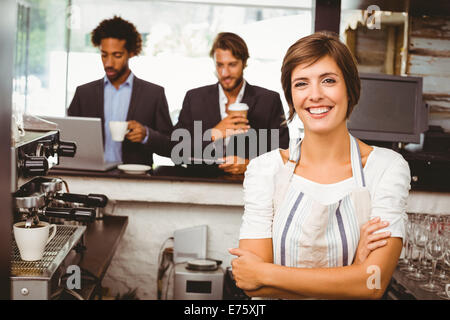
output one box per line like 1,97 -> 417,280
12,177 -> 106,227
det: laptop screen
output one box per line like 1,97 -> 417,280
41,116 -> 119,171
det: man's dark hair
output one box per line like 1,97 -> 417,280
91,16 -> 142,55
209,32 -> 249,66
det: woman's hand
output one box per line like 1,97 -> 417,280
353,217 -> 391,265
229,248 -> 266,291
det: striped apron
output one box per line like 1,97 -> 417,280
272,134 -> 372,268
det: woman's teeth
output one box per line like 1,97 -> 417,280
308,107 -> 331,114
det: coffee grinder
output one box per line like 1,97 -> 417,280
172,225 -> 225,300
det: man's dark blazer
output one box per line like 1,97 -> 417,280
174,82 -> 289,160
68,75 -> 173,166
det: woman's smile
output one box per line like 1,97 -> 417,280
305,105 -> 334,118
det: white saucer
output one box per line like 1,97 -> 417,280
117,164 -> 151,175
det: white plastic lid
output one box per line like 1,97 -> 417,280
228,103 -> 249,111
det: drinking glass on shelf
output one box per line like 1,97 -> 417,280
420,231 -> 445,292
407,222 -> 428,281
436,259 -> 450,284
399,219 -> 416,273
436,235 -> 450,299
399,217 -> 412,266
437,216 -> 450,284
422,215 -> 438,271
415,214 -> 425,225
426,215 -> 440,235
437,215 -> 446,235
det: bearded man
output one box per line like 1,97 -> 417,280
173,32 -> 289,175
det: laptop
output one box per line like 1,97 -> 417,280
41,116 -> 120,171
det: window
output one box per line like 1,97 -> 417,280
17,0 -> 313,163
13,0 -> 68,116
67,0 -> 312,124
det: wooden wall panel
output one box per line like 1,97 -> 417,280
408,16 -> 450,130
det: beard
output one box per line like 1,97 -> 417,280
220,75 -> 244,92
105,64 -> 129,82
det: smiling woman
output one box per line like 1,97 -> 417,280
282,32 -> 361,123
229,32 -> 411,300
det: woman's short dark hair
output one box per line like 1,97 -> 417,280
209,32 -> 249,66
91,16 -> 142,55
281,32 -> 360,122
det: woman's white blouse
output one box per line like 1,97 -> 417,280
239,146 -> 411,240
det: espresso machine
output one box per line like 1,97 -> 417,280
10,128 -> 108,300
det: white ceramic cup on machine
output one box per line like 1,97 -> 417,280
13,221 -> 57,261
109,121 -> 130,142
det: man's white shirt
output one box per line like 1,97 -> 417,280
218,79 -> 246,119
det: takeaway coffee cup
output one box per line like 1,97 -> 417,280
228,103 -> 249,118
13,221 -> 57,261
109,121 -> 130,142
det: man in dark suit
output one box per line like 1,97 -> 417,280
68,16 -> 173,166
173,32 -> 289,174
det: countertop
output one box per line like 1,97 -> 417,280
62,215 -> 129,300
50,165 -> 244,185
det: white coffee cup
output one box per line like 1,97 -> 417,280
228,103 -> 249,118
109,121 -> 130,142
13,221 -> 57,261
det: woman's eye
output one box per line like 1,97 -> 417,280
294,82 -> 307,88
323,78 -> 336,84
